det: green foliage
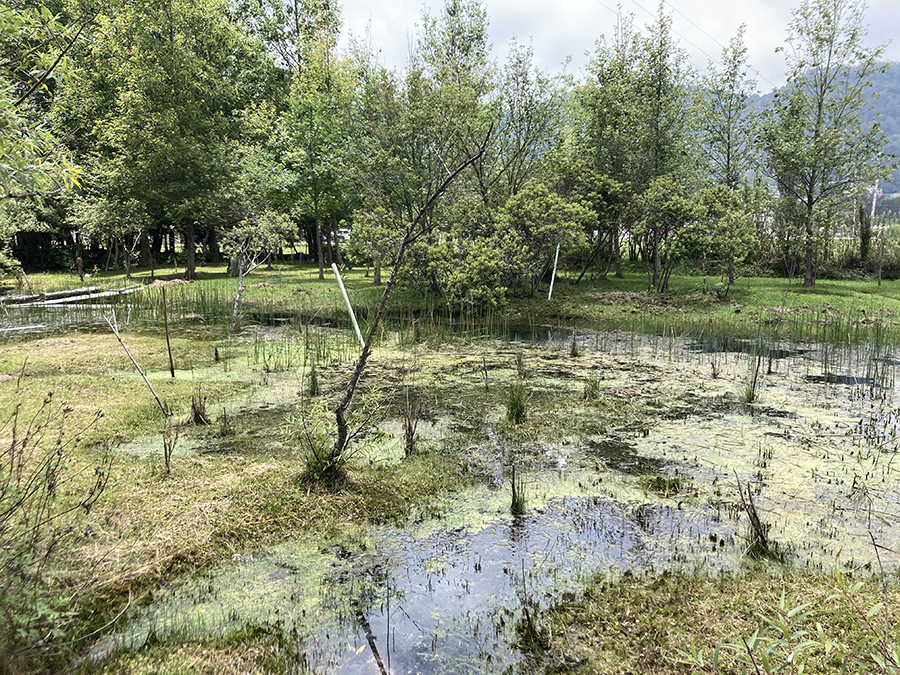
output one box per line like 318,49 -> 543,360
0,3 -> 80,202
678,562 -> 900,674
510,465 -> 526,515
0,395 -> 110,648
283,387 -> 383,483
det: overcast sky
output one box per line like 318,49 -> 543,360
338,0 -> 898,92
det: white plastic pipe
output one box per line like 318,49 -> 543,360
332,263 -> 365,349
548,242 -> 561,300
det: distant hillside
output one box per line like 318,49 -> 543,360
869,62 -> 900,190
753,61 -> 900,190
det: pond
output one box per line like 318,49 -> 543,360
87,328 -> 900,672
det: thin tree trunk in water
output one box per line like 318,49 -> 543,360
331,135 -> 489,462
183,220 -> 197,280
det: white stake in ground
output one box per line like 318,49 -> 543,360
332,263 -> 365,349
548,242 -> 561,300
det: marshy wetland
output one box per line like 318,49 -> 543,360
2,266 -> 899,674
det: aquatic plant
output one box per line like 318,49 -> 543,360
217,408 -> 235,438
641,474 -> 684,497
191,386 -> 210,426
283,388 -> 384,484
306,358 -> 319,397
513,561 -> 547,652
582,376 -> 601,401
0,396 -> 110,648
678,560 -> 900,675
738,353 -> 763,404
506,382 -> 529,425
510,465 -> 526,516
736,475 -> 782,561
403,385 -> 421,457
515,351 -> 527,379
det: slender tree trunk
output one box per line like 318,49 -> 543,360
325,218 -> 334,267
373,265 -> 381,286
332,216 -> 344,266
612,225 -> 623,278
701,251 -> 707,293
576,231 -> 608,284
140,230 -> 150,267
230,260 -> 245,333
183,220 -> 197,280
803,208 -> 815,287
331,134 -> 489,462
652,231 -> 662,289
314,181 -> 325,280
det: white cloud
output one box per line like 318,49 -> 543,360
339,0 -> 898,92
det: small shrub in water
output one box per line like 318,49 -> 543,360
739,354 -> 763,404
515,352 -> 527,379
641,474 -> 684,497
217,408 -> 235,437
507,382 -> 528,424
306,359 -> 320,397
569,329 -> 579,357
191,387 -> 210,425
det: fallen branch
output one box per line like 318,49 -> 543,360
105,311 -> 170,417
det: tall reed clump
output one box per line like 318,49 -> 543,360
507,352 -> 529,424
510,465 -> 527,515
739,353 -> 763,404
507,381 -> 528,424
735,473 -> 781,561
403,385 -> 421,456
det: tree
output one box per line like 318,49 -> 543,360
696,26 -> 757,190
471,40 -> 561,207
635,175 -> 701,292
58,0 -> 273,279
283,12 -> 348,280
494,180 -> 593,295
762,0 -> 895,286
222,210 -> 292,332
576,4 -> 694,285
0,3 -> 83,203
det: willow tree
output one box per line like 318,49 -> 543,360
762,0 -> 894,287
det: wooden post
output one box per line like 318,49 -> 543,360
162,285 -> 175,378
